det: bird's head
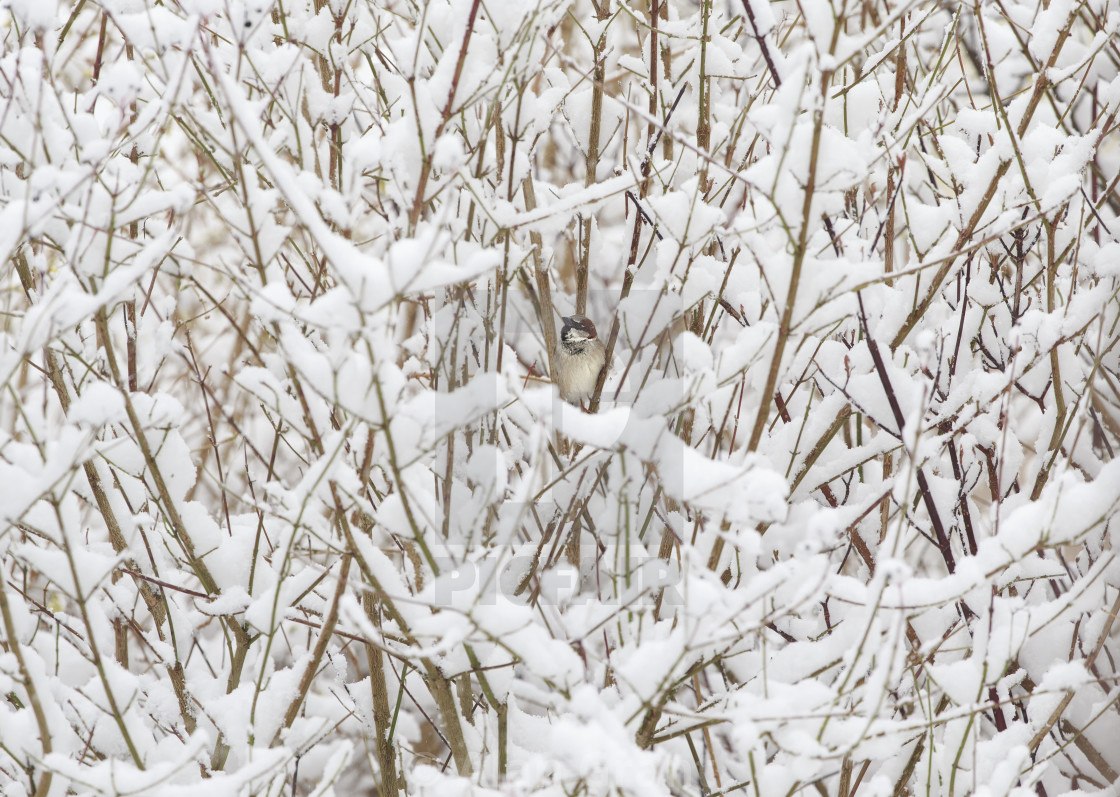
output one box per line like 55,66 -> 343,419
561,314 -> 599,343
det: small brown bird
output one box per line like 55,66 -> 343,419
555,314 -> 607,406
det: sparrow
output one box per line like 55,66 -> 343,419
555,314 -> 607,406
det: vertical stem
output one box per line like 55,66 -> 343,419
697,0 -> 711,192
427,669 -> 474,775
879,452 -> 892,542
883,15 -> 904,288
577,1 -> 611,314
741,0 -> 781,88
524,175 -> 558,382
0,568 -> 53,797
365,594 -> 400,795
408,0 -> 482,231
275,552 -> 352,741
57,498 -> 145,768
1031,220 -> 1067,500
746,76 -> 829,453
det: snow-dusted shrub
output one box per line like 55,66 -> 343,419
1,0 -> 1118,794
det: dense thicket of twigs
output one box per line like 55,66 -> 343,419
2,0 -> 1119,794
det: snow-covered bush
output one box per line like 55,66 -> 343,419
2,0 -> 1119,793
